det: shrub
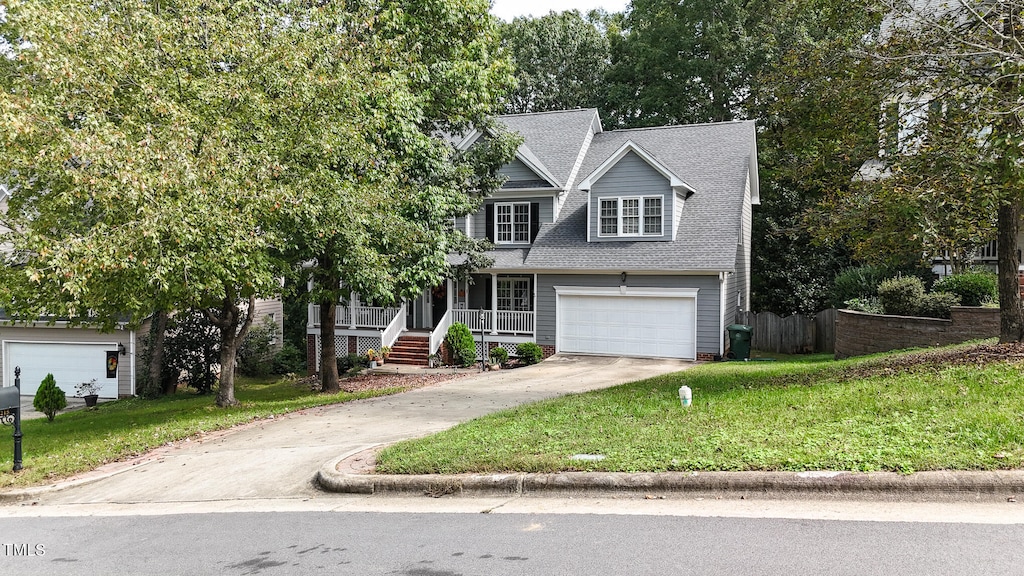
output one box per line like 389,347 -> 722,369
445,323 -> 477,367
160,309 -> 220,395
877,276 -> 925,316
272,343 -> 306,375
832,266 -> 888,307
917,291 -> 961,319
844,297 -> 883,314
33,373 -> 67,422
516,342 -> 544,365
237,317 -> 278,377
489,347 -> 508,365
933,271 -> 998,306
337,353 -> 368,374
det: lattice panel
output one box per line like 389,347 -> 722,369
356,336 -> 382,356
314,335 -> 351,367
496,342 -> 520,356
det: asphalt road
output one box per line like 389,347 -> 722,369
3,509 -> 1023,576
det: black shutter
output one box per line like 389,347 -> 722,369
484,277 -> 492,310
485,203 -> 494,242
530,202 -> 540,243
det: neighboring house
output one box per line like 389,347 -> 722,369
0,185 -> 285,397
306,108 -> 759,366
0,314 -> 137,398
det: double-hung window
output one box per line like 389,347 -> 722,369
495,202 -> 531,244
598,196 -> 663,237
497,278 -> 531,311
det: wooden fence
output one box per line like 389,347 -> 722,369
735,309 -> 837,354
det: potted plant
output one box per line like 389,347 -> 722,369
75,378 -> 102,407
380,346 -> 391,363
366,349 -> 378,369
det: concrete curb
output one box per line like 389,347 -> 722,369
316,461 -> 1024,501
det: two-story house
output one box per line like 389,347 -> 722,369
306,109 -> 759,366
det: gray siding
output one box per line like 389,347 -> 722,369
499,158 -> 543,184
589,151 -> 673,242
536,274 -> 722,355
470,196 -> 555,242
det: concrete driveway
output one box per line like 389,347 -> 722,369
11,355 -> 693,506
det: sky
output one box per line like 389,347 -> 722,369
490,0 -> 630,21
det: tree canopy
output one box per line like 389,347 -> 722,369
0,0 -> 517,402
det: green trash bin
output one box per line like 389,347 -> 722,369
726,324 -> 752,360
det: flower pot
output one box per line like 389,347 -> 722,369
370,360 -> 378,369
83,394 -> 99,408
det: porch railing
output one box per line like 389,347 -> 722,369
496,310 -> 534,334
429,309 -> 453,355
451,309 -> 534,335
380,302 -> 407,349
309,304 -> 402,329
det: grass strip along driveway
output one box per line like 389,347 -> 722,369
0,374 -> 430,489
377,342 -> 1024,475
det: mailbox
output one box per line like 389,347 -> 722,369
0,386 -> 18,414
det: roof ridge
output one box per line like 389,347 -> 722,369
607,119 -> 754,133
499,108 -> 599,119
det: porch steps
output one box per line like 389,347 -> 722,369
387,335 -> 430,366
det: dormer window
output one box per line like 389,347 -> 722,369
495,202 -> 531,244
598,196 -> 663,237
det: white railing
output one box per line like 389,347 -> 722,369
451,309 -> 534,335
452,309 -> 491,332
309,304 -> 402,329
429,309 -> 453,355
496,310 -> 534,334
380,302 -> 407,348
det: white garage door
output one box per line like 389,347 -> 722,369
556,287 -> 698,360
5,342 -> 118,397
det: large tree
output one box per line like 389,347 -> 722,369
743,0 -> 886,313
862,0 -> 1024,341
603,0 -> 755,128
273,0 -> 520,393
499,10 -> 611,114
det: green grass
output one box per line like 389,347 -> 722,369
376,347 -> 1024,475
0,376 -> 404,488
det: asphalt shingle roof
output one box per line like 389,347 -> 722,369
498,109 -> 600,189
522,120 -> 757,272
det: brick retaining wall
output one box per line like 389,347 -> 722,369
834,307 -> 999,359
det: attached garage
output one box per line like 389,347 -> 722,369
4,340 -> 124,398
554,286 -> 698,360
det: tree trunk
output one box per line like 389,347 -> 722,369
143,309 -> 169,398
208,294 -> 257,408
319,277 -> 341,394
997,197 -> 1024,342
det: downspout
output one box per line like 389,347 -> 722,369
719,272 -> 727,357
129,329 -> 136,396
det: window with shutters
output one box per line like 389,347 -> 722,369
495,202 -> 531,244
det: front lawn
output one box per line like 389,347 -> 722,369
376,343 -> 1024,474
0,375 -> 409,488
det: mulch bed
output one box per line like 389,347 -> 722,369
294,371 -> 468,394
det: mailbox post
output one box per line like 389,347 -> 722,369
0,366 -> 23,471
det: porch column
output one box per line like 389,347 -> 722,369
446,278 -> 454,313
533,273 -> 538,337
490,273 -> 499,335
349,290 -> 356,329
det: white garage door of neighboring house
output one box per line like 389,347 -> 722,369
5,342 -> 119,397
555,287 -> 698,360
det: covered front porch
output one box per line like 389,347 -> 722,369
306,273 -> 537,362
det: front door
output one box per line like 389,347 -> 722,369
431,284 -> 447,330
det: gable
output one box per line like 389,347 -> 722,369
499,157 -> 556,189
